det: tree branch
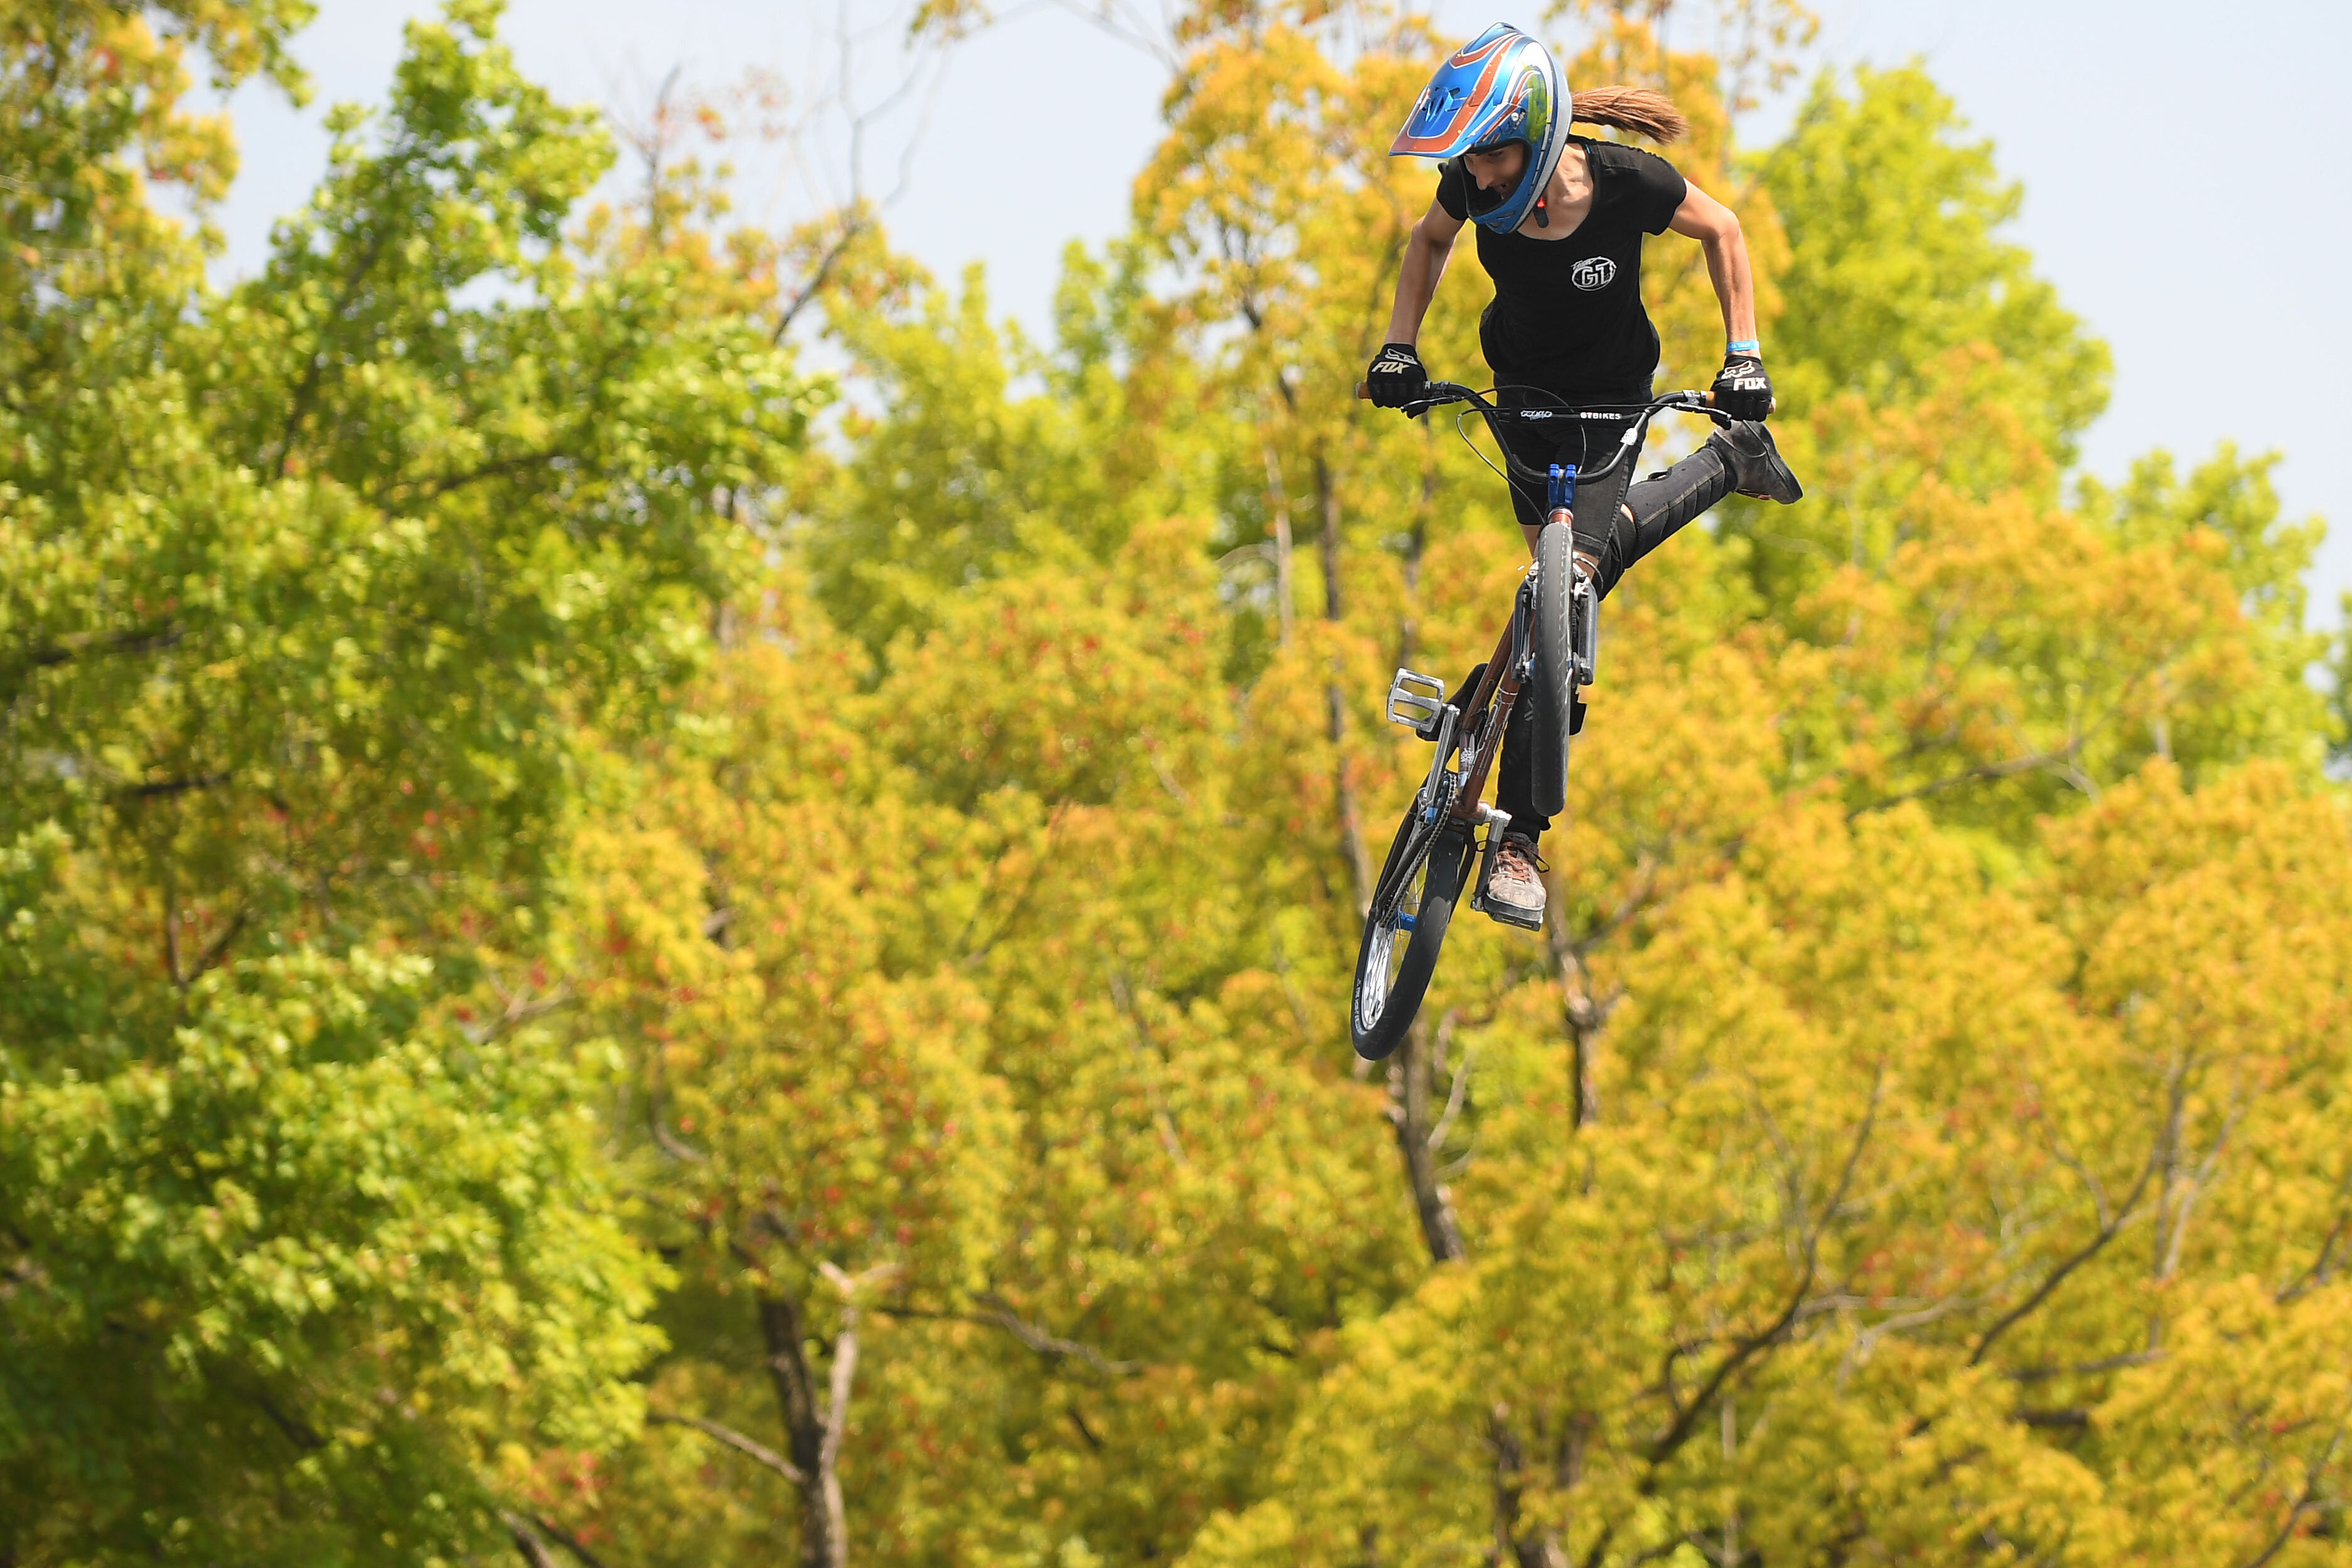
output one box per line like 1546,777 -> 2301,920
876,1294 -> 1142,1377
1109,970 -> 1188,1166
1844,742 -> 2086,820
12,621 -> 185,681
399,449 -> 567,504
124,770 -> 231,800
980,1294 -> 1142,1375
175,906 -> 249,987
1970,1143 -> 2161,1368
270,225 -> 391,479
2277,1165 -> 2352,1303
527,1515 -> 619,1568
645,1410 -> 806,1483
2234,1427 -> 2343,1568
772,210 -> 869,343
2007,1350 -> 2163,1383
1648,1068 -> 1882,1466
645,1085 -> 707,1163
1387,1012 -> 1468,1264
503,1512 -> 561,1568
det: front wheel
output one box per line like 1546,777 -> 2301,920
1528,521 -> 1578,817
1351,812 -> 1473,1061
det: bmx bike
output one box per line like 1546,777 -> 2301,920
1347,380 -> 1726,1061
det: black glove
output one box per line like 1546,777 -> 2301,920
1366,342 -> 1429,410
1710,352 -> 1773,421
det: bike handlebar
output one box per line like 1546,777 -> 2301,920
1351,380 -> 1727,488
1351,380 -> 1715,411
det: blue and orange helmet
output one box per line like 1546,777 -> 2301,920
1390,23 -> 1570,235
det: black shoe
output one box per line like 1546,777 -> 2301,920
1710,421 -> 1803,505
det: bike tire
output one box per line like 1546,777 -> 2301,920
1350,814 -> 1473,1062
1528,521 -> 1578,818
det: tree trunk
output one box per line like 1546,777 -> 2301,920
1546,921 -> 1609,1129
760,1286 -> 857,1568
1486,1408 -> 1586,1568
1263,443 -> 1296,648
1389,1015 -> 1466,1264
1316,454 -> 1373,916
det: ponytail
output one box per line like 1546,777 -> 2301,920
1569,85 -> 1689,144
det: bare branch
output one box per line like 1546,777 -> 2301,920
527,1515 -> 620,1568
1387,1012 -> 1468,1264
647,1084 -> 708,1163
402,449 -> 567,503
2007,1350 -> 2164,1383
1844,742 -> 2088,820
2234,1426 -> 2344,1568
1970,1144 -> 2162,1368
2279,1190 -> 2352,1304
820,1308 -> 859,1478
126,771 -> 232,800
464,975 -> 574,1046
773,210 -> 871,343
1426,1022 -> 1477,1154
14,621 -> 185,677
646,1410 -> 807,1483
973,1294 -> 1142,1376
1649,1068 -> 1884,1465
504,1512 -> 562,1568
1109,970 -> 1188,1164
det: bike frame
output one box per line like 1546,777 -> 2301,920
1380,382 -> 1717,894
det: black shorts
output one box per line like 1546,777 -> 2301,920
1489,394 -> 1651,542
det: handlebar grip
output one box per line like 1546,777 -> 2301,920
1356,382 -> 1370,400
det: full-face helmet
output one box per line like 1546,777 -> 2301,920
1389,23 -> 1570,235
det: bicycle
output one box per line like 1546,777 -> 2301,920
1346,380 -> 1727,1061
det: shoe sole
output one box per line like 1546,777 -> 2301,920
1481,900 -> 1544,931
1731,426 -> 1803,505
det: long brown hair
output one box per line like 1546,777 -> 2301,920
1568,85 -> 1689,144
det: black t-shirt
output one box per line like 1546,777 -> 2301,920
1436,137 -> 1688,403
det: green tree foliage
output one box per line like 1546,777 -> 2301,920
8,1 -> 2347,1565
1,3 -> 803,1560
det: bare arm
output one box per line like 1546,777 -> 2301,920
1665,181 -> 1758,348
1383,198 -> 1466,346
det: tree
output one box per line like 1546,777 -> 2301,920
12,0 -> 2345,1560
1,4 -> 805,1559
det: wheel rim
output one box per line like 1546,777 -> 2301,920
1356,841 -> 1436,1030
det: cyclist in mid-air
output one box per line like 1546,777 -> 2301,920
1366,21 -> 1803,930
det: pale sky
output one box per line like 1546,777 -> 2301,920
195,1 -> 2352,628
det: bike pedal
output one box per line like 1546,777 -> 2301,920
1385,667 -> 1446,735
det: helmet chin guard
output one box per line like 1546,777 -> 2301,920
1390,23 -> 1571,235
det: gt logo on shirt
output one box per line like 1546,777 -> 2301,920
1571,257 -> 1616,291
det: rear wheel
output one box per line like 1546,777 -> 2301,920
1351,808 -> 1473,1061
1528,521 -> 1578,817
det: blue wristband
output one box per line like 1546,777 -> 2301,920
1727,340 -> 1760,355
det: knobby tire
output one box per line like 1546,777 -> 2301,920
1351,808 -> 1472,1061
1528,521 -> 1577,819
